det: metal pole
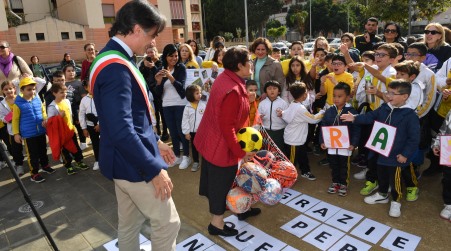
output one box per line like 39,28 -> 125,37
245,0 -> 249,48
309,0 -> 312,39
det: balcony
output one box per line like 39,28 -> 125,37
192,22 -> 201,31
190,4 -> 200,12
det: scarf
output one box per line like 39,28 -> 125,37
0,52 -> 14,77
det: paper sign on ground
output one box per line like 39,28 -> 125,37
221,224 -> 271,250
328,235 -> 372,251
285,194 -> 321,213
365,121 -> 396,157
321,126 -> 350,149
350,218 -> 391,244
280,189 -> 302,204
325,208 -> 364,232
281,214 -> 321,238
176,233 -> 215,251
304,201 -> 342,222
439,135 -> 451,165
302,224 -> 345,250
380,228 -> 421,251
103,234 -> 149,251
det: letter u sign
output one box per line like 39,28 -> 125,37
365,121 -> 397,157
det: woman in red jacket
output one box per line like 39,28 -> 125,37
194,47 -> 258,237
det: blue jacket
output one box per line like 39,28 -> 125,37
15,95 -> 45,138
93,39 -> 166,182
354,103 -> 419,167
319,104 -> 360,148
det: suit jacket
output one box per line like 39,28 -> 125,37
93,38 -> 166,182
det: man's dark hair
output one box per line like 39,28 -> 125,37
109,0 -> 166,37
272,47 -> 281,53
408,42 -> 428,56
263,81 -> 282,94
246,79 -> 258,88
361,51 -> 375,61
368,17 -> 379,24
52,70 -> 64,79
324,52 -> 335,62
289,82 -> 307,100
222,47 -> 249,72
185,84 -> 201,102
334,82 -> 351,96
388,80 -> 412,97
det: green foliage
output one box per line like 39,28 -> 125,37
266,19 -> 282,30
236,27 -> 242,39
223,32 -> 234,42
267,26 -> 287,41
285,4 -> 304,28
6,9 -> 24,27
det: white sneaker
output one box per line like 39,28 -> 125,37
364,192 -> 389,204
16,165 -> 24,176
169,157 -> 181,168
179,156 -> 191,169
353,168 -> 368,180
80,143 -> 88,150
440,205 -> 451,220
0,161 -> 7,170
191,162 -> 199,172
93,162 -> 99,171
389,201 -> 401,217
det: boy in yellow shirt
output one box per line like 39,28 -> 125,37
319,54 -> 354,107
47,84 -> 88,175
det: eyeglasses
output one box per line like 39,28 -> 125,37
331,62 -> 345,66
384,91 -> 405,97
384,29 -> 397,34
404,53 -> 422,58
0,46 -> 8,50
86,48 -> 95,51
375,52 -> 389,58
424,30 -> 441,35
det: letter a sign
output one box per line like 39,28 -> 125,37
439,135 -> 451,166
365,121 -> 396,157
321,126 -> 350,149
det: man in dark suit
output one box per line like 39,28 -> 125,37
90,1 -> 180,250
354,17 -> 382,54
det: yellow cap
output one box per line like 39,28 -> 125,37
19,77 -> 37,89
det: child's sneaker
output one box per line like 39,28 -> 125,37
191,162 -> 199,172
389,201 -> 401,217
179,156 -> 191,169
328,183 -> 339,194
30,173 -> 45,183
353,168 -> 368,180
357,159 -> 367,168
93,162 -> 99,171
360,181 -> 378,195
364,192 -> 389,204
440,205 -> 451,220
16,165 -> 24,176
406,187 -> 419,202
66,166 -> 77,175
74,161 -> 89,170
41,165 -> 56,174
338,184 -> 348,197
301,172 -> 316,181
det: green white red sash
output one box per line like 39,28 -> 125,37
89,50 -> 153,123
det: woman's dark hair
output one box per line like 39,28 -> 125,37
185,84 -> 202,102
30,55 -> 39,63
186,39 -> 199,56
212,49 -> 225,64
63,53 -> 70,61
1,80 -> 14,93
384,22 -> 402,42
62,64 -> 75,73
250,37 -> 272,55
286,56 -> 312,91
222,47 -> 249,72
109,0 -> 166,37
161,44 -> 180,68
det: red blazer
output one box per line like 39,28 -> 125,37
47,116 -> 77,160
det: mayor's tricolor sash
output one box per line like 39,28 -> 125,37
89,50 -> 154,123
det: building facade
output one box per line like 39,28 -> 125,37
0,0 -> 204,64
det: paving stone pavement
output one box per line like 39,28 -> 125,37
0,145 -> 450,250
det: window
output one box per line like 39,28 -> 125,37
19,33 -> 29,41
36,33 -> 45,41
102,4 -> 115,23
61,32 -> 69,40
75,32 -> 83,39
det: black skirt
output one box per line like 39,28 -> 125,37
199,158 -> 238,215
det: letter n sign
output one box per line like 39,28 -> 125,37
439,135 -> 451,166
321,126 -> 350,149
365,121 -> 396,157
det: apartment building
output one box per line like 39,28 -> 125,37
0,0 -> 204,64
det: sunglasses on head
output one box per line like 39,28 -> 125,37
0,46 -> 8,50
424,30 -> 441,35
384,29 -> 397,34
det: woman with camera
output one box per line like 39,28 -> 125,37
139,45 -> 169,141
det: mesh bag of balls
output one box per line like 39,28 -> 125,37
226,127 -> 298,214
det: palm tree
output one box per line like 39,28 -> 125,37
290,10 -> 309,41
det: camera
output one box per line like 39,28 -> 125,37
145,56 -> 152,62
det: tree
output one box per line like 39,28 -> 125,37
266,19 -> 282,30
267,26 -> 287,41
247,0 -> 284,35
290,10 -> 309,41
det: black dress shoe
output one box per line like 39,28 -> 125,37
237,207 -> 261,221
208,223 -> 238,236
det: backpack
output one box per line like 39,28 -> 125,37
12,56 -> 23,75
